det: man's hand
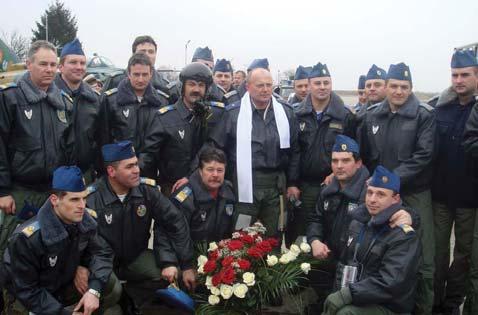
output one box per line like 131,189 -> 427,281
322,173 -> 334,186
0,195 -> 15,214
182,268 -> 197,291
161,266 -> 178,283
172,177 -> 189,193
389,209 -> 412,228
311,240 -> 331,259
286,186 -> 301,200
74,266 -> 90,295
73,291 -> 99,315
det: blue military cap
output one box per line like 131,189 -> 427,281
332,135 -> 360,154
52,166 -> 86,192
192,46 -> 213,62
358,75 -> 366,89
451,50 -> 478,68
369,165 -> 400,193
294,66 -> 310,80
102,141 -> 136,162
213,58 -> 233,73
386,62 -> 412,83
366,64 -> 387,81
247,58 -> 269,71
309,62 -> 331,78
61,38 -> 85,58
156,285 -> 195,312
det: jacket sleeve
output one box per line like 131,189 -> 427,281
150,189 -> 194,270
344,112 -> 357,140
348,231 -> 421,306
0,91 -> 14,196
82,231 -> 114,294
463,101 -> 478,179
393,110 -> 436,186
306,194 -> 325,244
6,235 -> 71,315
286,109 -> 300,187
138,111 -> 161,178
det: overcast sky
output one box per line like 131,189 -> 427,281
2,0 -> 477,92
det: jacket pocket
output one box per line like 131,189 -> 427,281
10,138 -> 42,175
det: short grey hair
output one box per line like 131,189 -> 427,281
27,40 -> 57,61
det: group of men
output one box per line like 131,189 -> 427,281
0,33 -> 477,315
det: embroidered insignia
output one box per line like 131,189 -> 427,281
324,200 -> 329,211
372,125 -> 379,134
86,185 -> 97,195
49,255 -> 58,267
377,70 -> 381,76
24,109 -> 32,120
178,130 -> 185,139
404,70 -> 409,77
137,204 -> 147,217
200,212 -> 207,221
22,225 -> 36,237
57,110 -> 67,123
347,203 -> 358,213
341,144 -> 347,151
123,109 -> 129,118
225,204 -> 234,216
105,213 -> 113,224
322,69 -> 327,75
329,123 -> 343,130
299,122 -> 306,131
382,176 -> 389,183
347,236 -> 353,247
400,224 -> 414,234
86,208 -> 97,219
140,177 -> 156,186
175,186 -> 192,203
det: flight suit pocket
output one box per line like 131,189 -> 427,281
10,138 -> 42,174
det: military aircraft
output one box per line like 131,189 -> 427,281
0,38 -> 27,85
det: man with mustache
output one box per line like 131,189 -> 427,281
0,40 -> 75,264
432,50 -> 478,315
100,53 -> 168,178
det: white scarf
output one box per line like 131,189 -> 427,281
236,92 -> 290,203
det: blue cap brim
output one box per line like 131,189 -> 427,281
156,287 -> 195,312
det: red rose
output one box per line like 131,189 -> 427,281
256,241 -> 272,253
220,267 -> 236,284
237,259 -> 251,270
266,237 -> 279,248
212,273 -> 222,287
221,256 -> 235,267
247,246 -> 264,259
203,260 -> 217,273
209,250 -> 219,260
227,240 -> 244,251
241,234 -> 254,244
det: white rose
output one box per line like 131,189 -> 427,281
205,276 -> 213,288
197,255 -> 208,267
220,284 -> 234,300
233,283 -> 249,298
300,242 -> 311,253
287,251 -> 298,262
242,272 -> 256,286
232,232 -> 241,239
210,286 -> 220,296
208,242 -> 218,251
198,265 -> 204,274
267,255 -> 278,266
290,244 -> 301,255
301,262 -> 311,275
279,254 -> 290,264
208,294 -> 220,305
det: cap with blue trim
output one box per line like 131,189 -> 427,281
369,165 -> 400,193
52,166 -> 86,192
102,141 -> 136,162
451,50 -> 478,68
358,75 -> 366,90
294,65 -> 310,80
213,59 -> 233,73
309,62 -> 330,78
247,58 -> 269,71
366,64 -> 387,81
192,46 -> 213,62
332,135 -> 359,154
386,62 -> 412,84
61,38 -> 85,58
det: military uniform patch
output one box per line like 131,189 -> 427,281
49,255 -> 58,267
61,90 -> 73,103
225,204 -> 234,216
224,90 -> 237,99
22,221 -> 40,237
105,88 -> 118,96
57,110 -> 67,123
329,123 -> 343,130
200,211 -> 207,221
372,125 -> 379,134
86,185 -> 97,195
158,105 -> 175,115
86,208 -> 97,219
300,122 -> 306,131
140,177 -> 156,186
324,200 -> 329,211
347,203 -> 358,213
122,109 -> 129,118
175,186 -> 192,203
137,205 -> 147,217
24,109 -> 32,120
400,224 -> 414,234
156,89 -> 170,99
105,213 -> 113,224
210,101 -> 225,108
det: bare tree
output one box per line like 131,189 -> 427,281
1,29 -> 29,61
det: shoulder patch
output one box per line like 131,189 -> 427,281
209,101 -> 225,109
22,221 -> 40,237
86,184 -> 97,195
367,103 -> 380,111
225,102 -> 240,111
156,89 -> 170,99
399,224 -> 414,234
166,81 -> 177,89
140,177 -> 156,186
86,208 -> 97,219
224,90 -> 238,99
426,95 -> 439,104
105,88 -> 118,96
0,82 -> 17,91
419,102 -> 434,112
158,105 -> 175,115
93,89 -> 100,96
174,186 -> 192,203
61,90 -> 73,103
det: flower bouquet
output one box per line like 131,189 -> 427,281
195,222 -> 315,315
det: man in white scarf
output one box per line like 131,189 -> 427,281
208,66 -> 300,236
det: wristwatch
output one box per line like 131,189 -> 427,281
88,288 -> 101,299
